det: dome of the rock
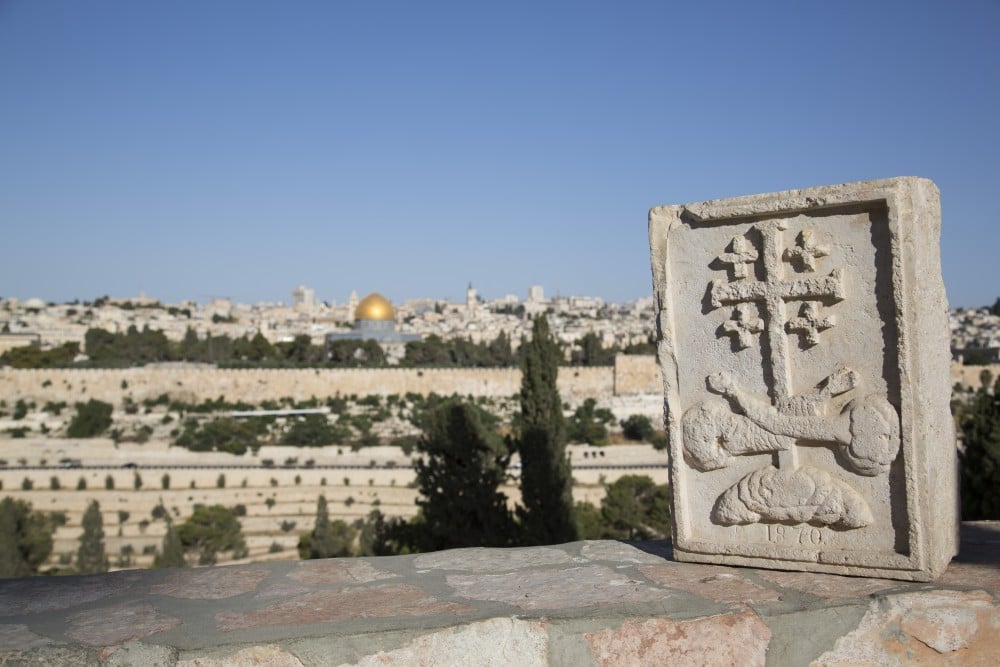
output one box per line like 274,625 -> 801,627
355,293 -> 395,321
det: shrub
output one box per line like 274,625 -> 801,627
67,400 -> 114,438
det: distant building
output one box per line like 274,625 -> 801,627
527,285 -> 545,303
326,293 -> 421,345
291,285 -> 315,313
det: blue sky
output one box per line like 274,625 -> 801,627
1,1 -> 997,307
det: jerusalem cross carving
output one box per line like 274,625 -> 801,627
649,178 -> 958,581
684,219 -> 900,530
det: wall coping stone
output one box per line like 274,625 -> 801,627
1,522 -> 997,666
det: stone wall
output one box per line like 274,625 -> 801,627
0,363 -> 634,405
612,354 -> 660,395
0,523 -> 997,665
951,362 -> 1000,390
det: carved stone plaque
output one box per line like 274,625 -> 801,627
649,178 -> 958,581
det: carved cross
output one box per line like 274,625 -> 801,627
723,303 -> 764,349
717,235 -> 758,280
783,229 -> 828,272
710,220 -> 844,409
787,301 -> 835,347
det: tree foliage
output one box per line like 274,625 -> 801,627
575,476 -> 671,541
599,475 -> 671,540
1,342 -> 79,369
281,415 -> 346,446
66,399 -> 114,438
959,374 -> 1000,519
177,505 -> 247,565
517,316 -> 577,545
174,417 -> 267,455
412,398 -> 515,551
571,332 -> 617,366
298,496 -> 357,558
566,398 -> 615,446
153,518 -> 187,568
0,498 -> 61,578
76,500 -> 109,574
620,414 -> 655,442
402,333 -> 517,368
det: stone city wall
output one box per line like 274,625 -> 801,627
0,361 -> 650,406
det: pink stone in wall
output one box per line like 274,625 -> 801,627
287,559 -> 394,585
65,601 -> 181,646
585,612 -> 771,667
639,563 -> 781,605
216,584 -> 474,632
151,567 -> 269,600
815,590 -> 1000,665
177,645 -> 304,667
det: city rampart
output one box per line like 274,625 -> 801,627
0,360 -> 656,405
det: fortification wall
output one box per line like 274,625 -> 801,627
0,365 -> 617,405
613,354 -> 660,394
951,362 -> 1000,391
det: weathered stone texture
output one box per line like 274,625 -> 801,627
585,612 -> 771,667
66,601 -> 181,646
216,584 -> 473,632
446,565 -> 667,611
814,590 -> 1000,665
151,567 -> 269,600
649,177 -> 958,580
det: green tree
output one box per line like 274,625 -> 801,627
620,414 -> 655,442
959,374 -> 1000,519
567,398 -> 614,446
599,475 -> 671,540
0,498 -> 60,577
153,518 -> 187,568
177,505 -> 247,565
298,496 -> 356,558
572,332 -> 617,366
517,316 -> 577,545
76,500 -> 109,574
412,398 -> 515,551
66,399 -> 113,438
281,415 -> 341,446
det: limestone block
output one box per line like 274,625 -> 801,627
648,177 -> 958,581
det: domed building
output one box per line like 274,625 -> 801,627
327,292 -> 420,346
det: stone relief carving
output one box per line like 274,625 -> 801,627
682,220 -> 901,529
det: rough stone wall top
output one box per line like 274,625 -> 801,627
649,177 -> 958,581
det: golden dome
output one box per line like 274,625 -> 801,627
354,293 -> 395,321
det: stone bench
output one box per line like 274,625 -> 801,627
1,522 -> 997,665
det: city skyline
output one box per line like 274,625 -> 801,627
2,2 -> 998,308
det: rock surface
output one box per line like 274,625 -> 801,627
0,524 -> 996,665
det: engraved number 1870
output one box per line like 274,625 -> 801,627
766,525 -> 823,545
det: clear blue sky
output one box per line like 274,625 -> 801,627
1,1 -> 997,308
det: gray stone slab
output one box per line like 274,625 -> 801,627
648,177 -> 958,581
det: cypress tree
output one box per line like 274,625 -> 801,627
517,315 -> 577,545
0,499 -> 29,578
76,500 -> 109,574
960,374 -> 1000,519
414,398 -> 515,551
298,496 -> 356,558
154,518 -> 187,568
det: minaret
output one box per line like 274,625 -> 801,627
466,282 -> 477,312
